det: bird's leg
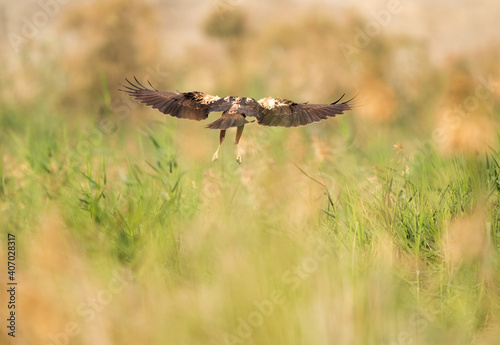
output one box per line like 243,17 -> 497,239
212,130 -> 226,162
235,125 -> 245,164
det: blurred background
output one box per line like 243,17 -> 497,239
1,0 -> 500,344
1,0 -> 499,156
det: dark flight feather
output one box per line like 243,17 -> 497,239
256,96 -> 355,128
120,77 -> 232,121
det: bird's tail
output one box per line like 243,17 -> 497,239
206,112 -> 249,130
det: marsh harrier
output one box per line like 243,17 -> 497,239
121,78 -> 355,163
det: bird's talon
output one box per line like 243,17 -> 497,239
212,152 -> 219,162
236,154 -> 242,164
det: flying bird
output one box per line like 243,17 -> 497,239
121,77 -> 355,163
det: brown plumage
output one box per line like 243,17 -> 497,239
121,77 -> 355,163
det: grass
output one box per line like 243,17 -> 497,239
0,102 -> 499,345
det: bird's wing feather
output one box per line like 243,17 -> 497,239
120,77 -> 232,121
256,95 -> 355,127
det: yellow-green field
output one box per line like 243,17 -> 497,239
1,1 -> 500,344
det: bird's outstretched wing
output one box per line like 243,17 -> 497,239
120,77 -> 232,121
256,95 -> 355,127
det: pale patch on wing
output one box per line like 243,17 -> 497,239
257,97 -> 291,109
200,94 -> 221,105
258,97 -> 275,109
